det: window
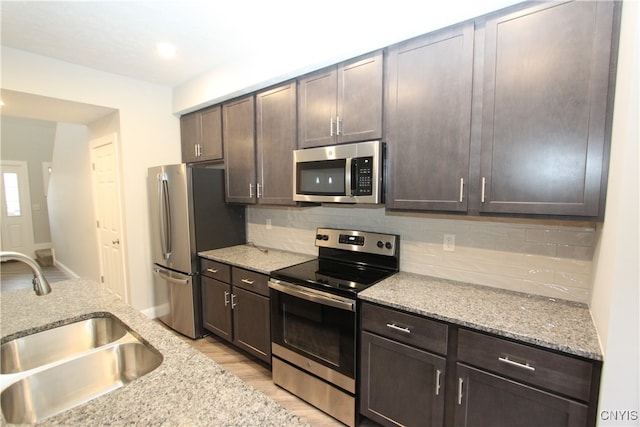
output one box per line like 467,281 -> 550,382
3,172 -> 21,217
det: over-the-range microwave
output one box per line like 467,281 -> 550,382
293,140 -> 385,204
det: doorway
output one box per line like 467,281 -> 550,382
0,160 -> 36,257
90,133 -> 129,303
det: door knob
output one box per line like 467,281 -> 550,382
112,238 -> 120,245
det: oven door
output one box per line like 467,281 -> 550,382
269,279 -> 356,391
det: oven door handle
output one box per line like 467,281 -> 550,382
269,280 -> 356,312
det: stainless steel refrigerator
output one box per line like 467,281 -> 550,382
148,164 -> 245,338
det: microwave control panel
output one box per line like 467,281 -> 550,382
352,157 -> 373,196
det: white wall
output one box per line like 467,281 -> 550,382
1,47 -> 180,311
47,123 -> 100,280
590,1 -> 640,425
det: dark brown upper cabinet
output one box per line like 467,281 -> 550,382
385,22 -> 475,212
298,50 -> 383,148
180,105 -> 223,163
475,0 -> 618,218
255,81 -> 297,205
223,95 -> 256,204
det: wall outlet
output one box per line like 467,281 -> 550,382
266,218 -> 272,230
443,234 -> 455,252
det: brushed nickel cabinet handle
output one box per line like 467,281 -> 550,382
241,278 -> 255,285
481,177 -> 486,203
386,323 -> 411,334
498,356 -> 536,372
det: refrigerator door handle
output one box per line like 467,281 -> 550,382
153,267 -> 189,285
159,172 -> 172,260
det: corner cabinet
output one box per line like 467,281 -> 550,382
200,258 -> 271,364
223,95 -> 256,203
298,51 -> 383,148
255,82 -> 297,205
385,23 -> 475,212
359,303 -> 602,427
180,106 -> 223,163
360,303 -> 448,427
476,1 -> 618,217
454,329 -> 598,427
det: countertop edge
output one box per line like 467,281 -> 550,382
199,244 -> 315,274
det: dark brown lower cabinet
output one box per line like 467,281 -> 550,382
454,364 -> 588,427
231,286 -> 270,361
360,331 -> 446,427
200,262 -> 271,364
202,276 -> 232,341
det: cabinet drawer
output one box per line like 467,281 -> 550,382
457,329 -> 593,402
361,303 -> 448,355
200,258 -> 231,282
232,267 -> 269,297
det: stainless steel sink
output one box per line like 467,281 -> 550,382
1,315 -> 129,374
0,314 -> 163,424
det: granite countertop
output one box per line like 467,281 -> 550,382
0,280 -> 309,426
199,244 -> 315,274
359,272 -> 602,361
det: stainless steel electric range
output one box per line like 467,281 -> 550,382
269,228 -> 400,426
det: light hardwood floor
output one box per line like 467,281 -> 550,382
0,259 -> 70,291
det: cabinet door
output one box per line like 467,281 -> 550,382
180,111 -> 200,163
455,364 -> 588,427
386,23 -> 474,212
360,331 -> 445,427
298,67 -> 337,148
199,105 -> 223,161
478,1 -> 616,216
201,276 -> 232,342
223,95 -> 256,203
256,82 -> 297,205
337,51 -> 383,144
232,286 -> 271,363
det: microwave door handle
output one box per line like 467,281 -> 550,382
345,157 -> 354,197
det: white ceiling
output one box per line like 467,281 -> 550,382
0,0 -> 520,123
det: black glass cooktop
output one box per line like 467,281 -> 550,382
270,258 -> 396,298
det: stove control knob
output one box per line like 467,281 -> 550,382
322,234 -> 329,241
316,234 -> 323,240
377,241 -> 384,248
385,242 -> 393,250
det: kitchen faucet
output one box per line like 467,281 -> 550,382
0,251 -> 52,295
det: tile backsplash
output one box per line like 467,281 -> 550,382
246,205 -> 596,304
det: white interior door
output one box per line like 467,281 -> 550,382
1,161 -> 36,257
90,134 -> 128,302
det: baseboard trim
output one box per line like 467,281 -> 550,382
140,305 -> 164,319
53,260 -> 79,279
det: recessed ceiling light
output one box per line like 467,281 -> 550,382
156,42 -> 177,59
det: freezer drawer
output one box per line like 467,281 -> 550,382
153,266 -> 202,339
